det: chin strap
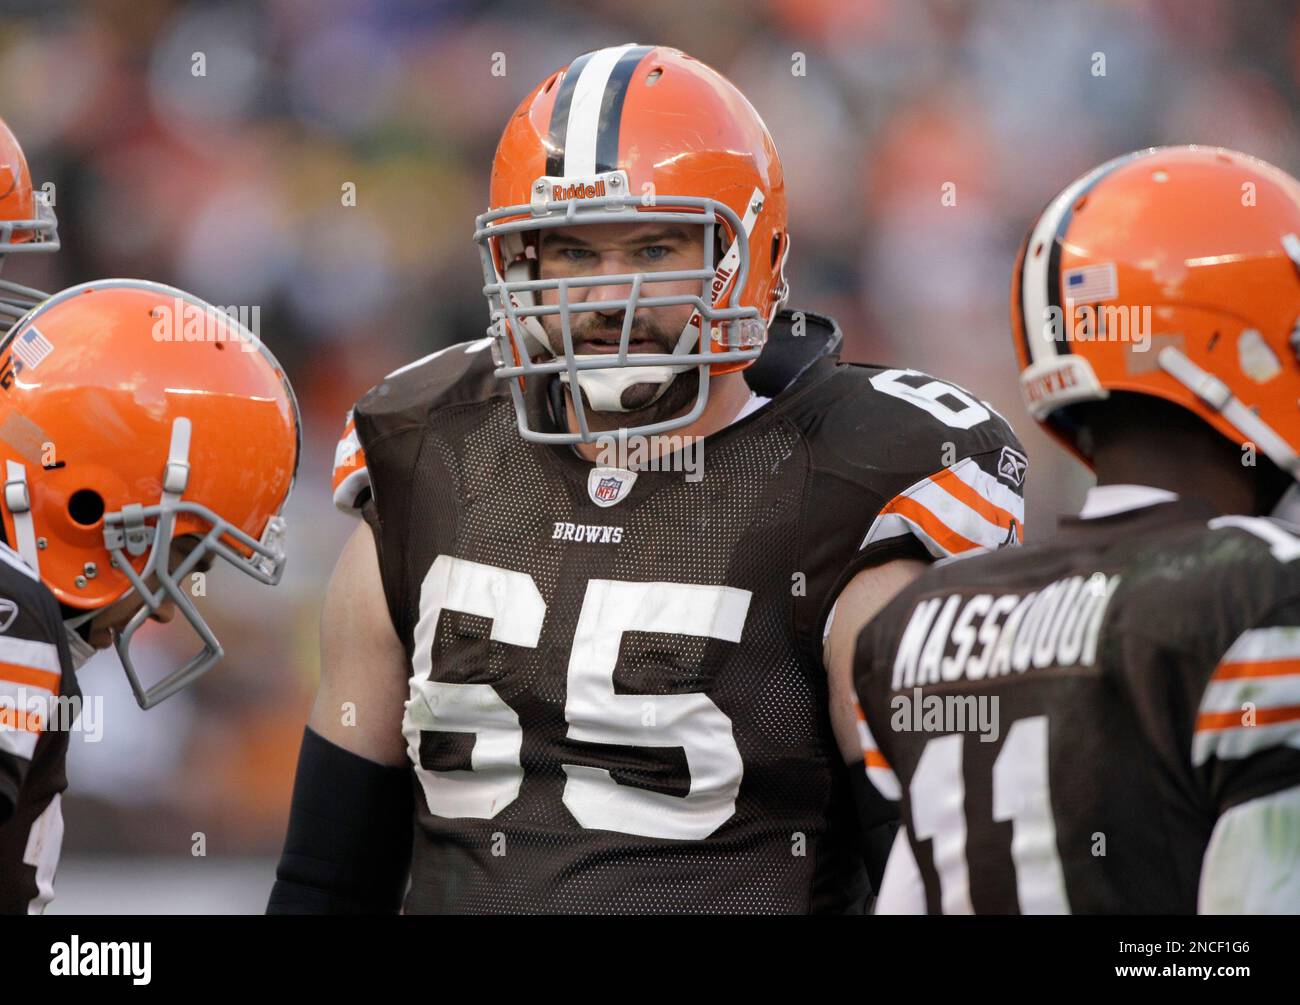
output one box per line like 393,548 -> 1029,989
1158,347 -> 1300,478
1158,346 -> 1300,521
163,417 -> 191,500
3,460 -> 40,573
2,461 -> 102,668
65,624 -> 97,671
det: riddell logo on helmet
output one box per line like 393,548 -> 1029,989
552,180 -> 606,202
710,263 -> 736,300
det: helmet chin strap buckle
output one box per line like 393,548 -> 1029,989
255,515 -> 288,580
103,503 -> 153,557
1159,346 -> 1232,412
3,460 -> 39,573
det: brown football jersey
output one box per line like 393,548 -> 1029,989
0,544 -> 76,915
340,309 -> 1027,913
854,494 -> 1300,913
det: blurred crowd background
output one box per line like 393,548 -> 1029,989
1,0 -> 1298,911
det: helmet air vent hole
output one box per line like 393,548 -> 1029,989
646,68 -> 663,86
68,489 -> 105,527
771,232 -> 782,267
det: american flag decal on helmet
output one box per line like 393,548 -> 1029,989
11,326 -> 53,370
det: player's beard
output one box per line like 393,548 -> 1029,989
540,310 -> 700,430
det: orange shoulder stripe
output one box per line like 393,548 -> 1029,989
930,466 -> 1020,537
882,495 -> 981,553
1211,659 -> 1300,681
1195,704 -> 1300,733
0,664 -> 59,692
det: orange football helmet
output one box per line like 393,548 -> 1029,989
1012,145 -> 1300,498
0,279 -> 299,707
474,44 -> 790,443
0,117 -> 58,322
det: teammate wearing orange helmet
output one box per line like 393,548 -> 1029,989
274,45 -> 1025,914
854,146 -> 1300,913
0,279 -> 299,912
0,116 -> 58,323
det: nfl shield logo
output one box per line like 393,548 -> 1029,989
595,477 -> 623,502
588,466 -> 638,508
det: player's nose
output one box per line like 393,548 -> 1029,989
583,256 -> 635,309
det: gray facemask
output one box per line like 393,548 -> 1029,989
475,169 -> 777,444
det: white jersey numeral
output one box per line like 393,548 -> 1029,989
403,555 -> 542,819
870,370 -> 991,430
403,556 -> 750,839
909,715 -> 1070,913
910,734 -> 973,913
562,579 -> 748,839
991,716 -> 1070,913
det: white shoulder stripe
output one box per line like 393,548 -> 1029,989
1201,676 -> 1300,718
908,480 -> 1011,550
862,511 -> 949,559
0,727 -> 37,760
1193,721 -> 1300,766
949,458 -> 1025,523
1220,625 -> 1300,663
0,636 -> 60,672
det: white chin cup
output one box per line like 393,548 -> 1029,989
561,359 -> 690,412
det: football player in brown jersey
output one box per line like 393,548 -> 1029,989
0,281 -> 298,912
855,146 -> 1300,913
271,45 -> 1026,914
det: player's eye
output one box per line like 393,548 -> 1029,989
558,247 -> 595,263
639,245 -> 672,262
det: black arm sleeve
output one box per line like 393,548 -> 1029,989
848,764 -> 901,894
267,726 -> 415,915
